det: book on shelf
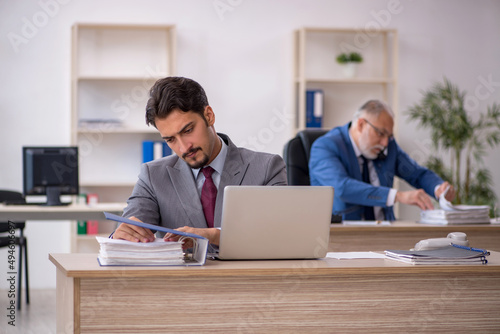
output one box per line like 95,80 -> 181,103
99,212 -> 208,266
78,118 -> 123,130
77,193 -> 87,235
86,193 -> 99,235
306,89 -> 323,128
419,188 -> 491,225
384,244 -> 490,265
143,141 -> 172,163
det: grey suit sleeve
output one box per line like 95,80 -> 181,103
122,163 -> 161,225
265,154 -> 288,186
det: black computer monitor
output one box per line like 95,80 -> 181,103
22,146 -> 79,206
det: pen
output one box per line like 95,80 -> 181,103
451,243 -> 489,254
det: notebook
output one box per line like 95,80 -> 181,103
216,186 -> 334,260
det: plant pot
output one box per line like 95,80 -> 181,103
341,63 -> 357,78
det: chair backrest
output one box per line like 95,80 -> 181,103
283,129 -> 328,185
0,190 -> 26,231
0,190 -> 25,203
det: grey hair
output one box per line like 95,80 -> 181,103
353,100 -> 394,121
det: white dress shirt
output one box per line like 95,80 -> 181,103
192,135 -> 228,197
348,132 -> 397,220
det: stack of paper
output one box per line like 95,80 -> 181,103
385,245 -> 490,265
101,213 -> 209,266
419,188 -> 490,225
420,207 -> 490,224
96,236 -> 185,266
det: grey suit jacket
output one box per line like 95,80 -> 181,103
122,133 -> 287,229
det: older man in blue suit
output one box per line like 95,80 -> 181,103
309,100 -> 455,221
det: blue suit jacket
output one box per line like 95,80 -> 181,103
309,123 -> 443,220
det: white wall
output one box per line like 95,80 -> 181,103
0,0 -> 499,289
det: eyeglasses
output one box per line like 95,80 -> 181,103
362,119 -> 393,140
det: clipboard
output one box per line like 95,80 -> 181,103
102,212 -> 209,266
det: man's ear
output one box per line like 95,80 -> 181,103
204,106 -> 215,126
356,117 -> 365,131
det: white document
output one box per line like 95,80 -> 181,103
326,252 -> 386,259
418,186 -> 491,225
102,212 -> 209,266
342,220 -> 391,226
438,186 -> 489,211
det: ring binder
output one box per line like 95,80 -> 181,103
100,212 -> 209,266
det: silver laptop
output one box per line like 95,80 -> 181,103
217,186 -> 334,260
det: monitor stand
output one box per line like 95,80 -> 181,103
45,186 -> 64,206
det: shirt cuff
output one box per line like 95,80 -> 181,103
433,184 -> 440,199
387,188 -> 398,207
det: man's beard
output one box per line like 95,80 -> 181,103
360,143 -> 385,160
183,147 -> 210,169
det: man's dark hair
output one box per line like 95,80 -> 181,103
145,77 -> 209,128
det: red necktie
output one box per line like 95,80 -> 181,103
201,167 -> 217,228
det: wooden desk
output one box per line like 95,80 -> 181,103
0,203 -> 125,221
50,252 -> 500,333
330,221 -> 500,252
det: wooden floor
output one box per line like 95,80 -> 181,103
1,289 -> 56,334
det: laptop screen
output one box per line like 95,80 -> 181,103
218,186 -> 334,260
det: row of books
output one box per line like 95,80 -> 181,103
77,193 -> 99,235
143,141 -> 172,163
306,89 -> 324,128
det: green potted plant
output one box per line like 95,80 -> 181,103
408,77 -> 500,214
336,52 -> 363,78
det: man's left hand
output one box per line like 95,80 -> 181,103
164,227 -> 220,248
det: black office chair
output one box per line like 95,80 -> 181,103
283,129 -> 342,223
283,129 -> 329,185
0,190 -> 29,310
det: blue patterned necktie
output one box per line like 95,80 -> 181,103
361,156 -> 375,220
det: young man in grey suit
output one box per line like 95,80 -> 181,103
112,77 -> 287,246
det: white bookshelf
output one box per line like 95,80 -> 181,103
70,23 -> 176,252
293,27 -> 398,133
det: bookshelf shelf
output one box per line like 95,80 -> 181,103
79,182 -> 137,188
295,77 -> 395,84
77,75 -> 168,81
77,127 -> 158,134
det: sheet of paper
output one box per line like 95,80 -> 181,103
326,252 -> 386,259
438,186 -> 489,211
490,218 -> 500,225
342,220 -> 391,226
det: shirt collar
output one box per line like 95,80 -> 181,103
192,135 -> 227,178
348,130 -> 363,158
